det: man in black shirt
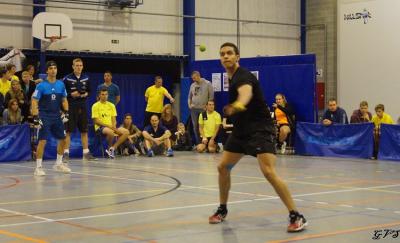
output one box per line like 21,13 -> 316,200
208,42 -> 307,232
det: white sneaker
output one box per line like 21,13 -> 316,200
281,141 -> 287,155
53,163 -> 71,173
34,167 -> 46,176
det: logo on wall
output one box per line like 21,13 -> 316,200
344,8 -> 371,24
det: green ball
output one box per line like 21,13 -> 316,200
199,45 -> 206,52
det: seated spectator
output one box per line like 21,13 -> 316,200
397,117 -> 400,125
197,100 -> 221,153
221,116 -> 233,145
322,98 -> 348,125
119,113 -> 144,156
6,64 -> 19,82
91,88 -> 128,159
0,92 -> 4,124
172,122 -> 192,151
0,68 -> 11,97
2,99 -> 22,125
371,104 -> 394,158
142,114 -> 174,157
272,93 -> 295,154
25,64 -> 42,84
350,101 -> 372,123
160,104 -> 178,143
5,80 -> 29,122
20,71 -> 36,102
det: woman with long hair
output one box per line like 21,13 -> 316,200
3,98 -> 22,125
119,113 -> 144,156
272,93 -> 296,154
160,104 -> 178,142
5,79 -> 29,122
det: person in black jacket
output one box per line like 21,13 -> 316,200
272,93 -> 295,153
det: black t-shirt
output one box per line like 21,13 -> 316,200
228,67 -> 274,136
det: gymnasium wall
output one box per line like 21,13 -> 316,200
0,1 -> 300,58
338,0 -> 400,119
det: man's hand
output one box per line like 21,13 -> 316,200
322,119 -> 332,126
224,101 -> 246,116
202,137 -> 208,144
61,112 -> 69,123
154,138 -> 162,145
33,115 -> 43,128
170,97 -> 175,103
71,91 -> 80,98
209,138 -> 215,146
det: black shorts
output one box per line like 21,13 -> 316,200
66,105 -> 88,133
224,130 -> 276,157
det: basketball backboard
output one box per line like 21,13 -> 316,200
32,12 -> 73,43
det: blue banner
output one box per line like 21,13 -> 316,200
0,124 -> 31,162
378,124 -> 400,161
295,122 -> 374,159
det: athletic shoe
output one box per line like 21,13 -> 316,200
106,148 -> 115,159
147,149 -> 154,157
53,163 -> 71,173
287,211 -> 308,232
166,148 -> 174,157
209,206 -> 228,224
63,152 -> 69,163
34,167 -> 46,176
281,141 -> 287,154
83,152 -> 98,161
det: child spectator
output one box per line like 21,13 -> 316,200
371,104 -> 394,158
172,122 -> 192,151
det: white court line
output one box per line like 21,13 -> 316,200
394,211 -> 400,214
293,199 -> 304,202
315,202 -> 329,205
0,208 -> 53,222
339,204 -> 354,208
365,208 -> 379,211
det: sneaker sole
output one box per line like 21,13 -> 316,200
287,221 -> 308,232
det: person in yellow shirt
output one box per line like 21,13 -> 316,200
371,104 -> 394,158
92,88 -> 128,159
6,64 -> 19,82
0,68 -> 11,97
144,76 -> 174,127
197,100 -> 221,153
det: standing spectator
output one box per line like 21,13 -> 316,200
2,99 -> 22,125
5,80 -> 29,122
371,104 -> 394,158
272,93 -> 295,154
197,100 -> 221,153
172,122 -> 192,151
119,113 -> 144,156
144,76 -> 174,127
142,114 -> 174,157
350,101 -> 372,123
20,71 -> 36,101
160,104 -> 178,143
63,58 -> 96,161
96,71 -> 120,105
31,61 -> 71,176
322,98 -> 348,125
0,68 -> 11,97
26,64 -> 42,84
188,71 -> 214,144
92,88 -> 128,159
6,64 -> 19,82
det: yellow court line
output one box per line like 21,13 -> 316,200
0,188 -> 166,206
0,229 -> 48,243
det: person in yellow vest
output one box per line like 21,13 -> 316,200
0,68 -> 11,97
371,104 -> 394,158
144,76 -> 174,127
197,100 -> 221,153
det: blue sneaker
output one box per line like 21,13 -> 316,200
166,148 -> 174,157
147,149 -> 154,157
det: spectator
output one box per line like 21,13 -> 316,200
20,71 -> 36,102
172,122 -> 192,151
371,104 -> 394,158
2,99 -> 22,125
5,80 -> 29,122
92,88 -> 128,159
63,58 -> 96,162
188,71 -> 214,144
197,100 -> 221,153
221,116 -> 233,145
350,101 -> 372,123
272,93 -> 295,154
6,64 -> 19,82
96,71 -> 120,105
25,64 -> 42,84
397,117 -> 400,125
160,104 -> 178,143
144,76 -> 174,127
142,114 -> 174,157
0,68 -> 11,97
119,113 -> 144,156
322,98 -> 348,125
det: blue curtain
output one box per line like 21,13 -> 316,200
378,124 -> 400,161
0,124 -> 31,162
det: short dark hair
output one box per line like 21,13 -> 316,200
328,98 -> 337,103
104,70 -> 112,76
100,87 -> 108,93
6,63 -> 16,71
360,101 -> 368,107
124,113 -> 132,119
375,104 -> 384,111
220,42 -> 240,55
46,60 -> 57,70
191,71 -> 200,76
155,75 -> 162,80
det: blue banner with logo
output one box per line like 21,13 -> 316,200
378,124 -> 400,162
295,122 -> 374,159
0,124 -> 31,162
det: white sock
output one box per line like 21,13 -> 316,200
36,159 -> 43,168
56,154 -> 63,165
83,148 -> 89,154
64,149 -> 69,154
